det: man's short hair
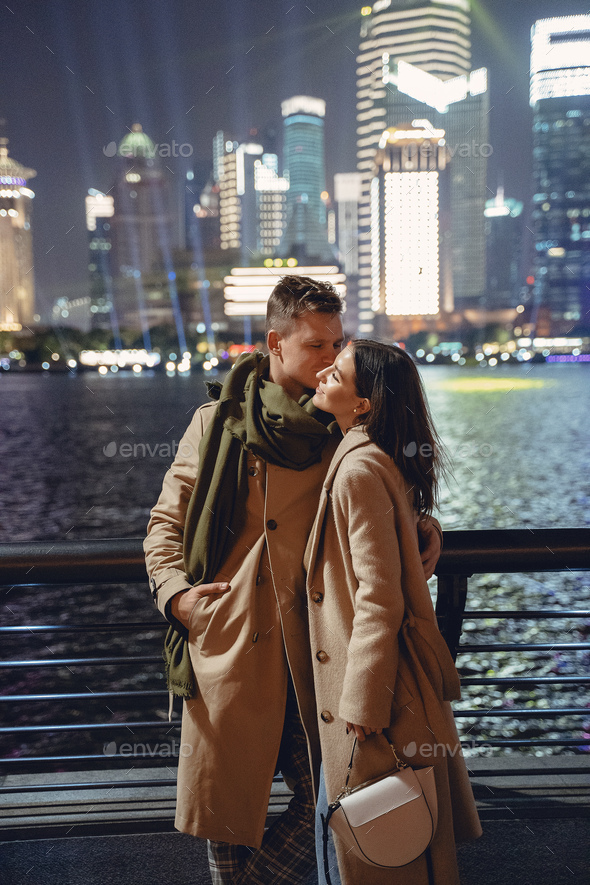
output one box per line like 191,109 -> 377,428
266,275 -> 343,336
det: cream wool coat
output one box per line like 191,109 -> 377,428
305,428 -> 482,885
144,400 -> 340,847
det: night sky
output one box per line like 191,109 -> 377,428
2,0 -> 589,317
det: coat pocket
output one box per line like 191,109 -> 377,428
187,578 -> 253,659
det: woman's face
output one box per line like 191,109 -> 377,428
313,346 -> 367,428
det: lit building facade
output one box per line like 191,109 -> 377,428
485,186 -> 524,310
281,96 -> 333,262
356,1 -> 488,333
110,124 -> 174,278
334,172 -> 362,276
86,189 -> 115,328
530,16 -> 590,328
0,138 -> 36,329
218,139 -> 270,258
224,264 -> 346,317
255,155 -> 289,256
370,124 -> 452,319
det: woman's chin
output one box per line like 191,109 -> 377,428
312,392 -> 326,410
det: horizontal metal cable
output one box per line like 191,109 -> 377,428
458,642 -> 590,652
453,707 -> 587,718
460,676 -> 590,685
0,623 -> 163,633
0,691 -> 167,702
0,656 -> 160,667
462,610 -> 590,619
0,720 -> 180,734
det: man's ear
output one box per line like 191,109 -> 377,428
267,329 -> 282,356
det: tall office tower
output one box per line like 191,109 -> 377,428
280,96 -> 333,262
530,15 -> 590,330
370,123 -> 452,324
110,124 -> 174,277
85,189 -> 115,328
334,173 -> 363,275
218,140 -> 265,257
0,138 -> 36,329
356,1 -> 488,333
485,186 -> 524,310
212,131 -> 226,185
254,154 -> 289,256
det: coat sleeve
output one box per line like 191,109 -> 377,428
143,403 -> 213,619
332,460 -> 406,729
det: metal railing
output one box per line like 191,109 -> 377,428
1,531 -> 589,783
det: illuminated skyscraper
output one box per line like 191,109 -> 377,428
530,16 -> 590,329
85,189 -> 115,328
484,186 -> 524,310
370,123 -> 452,320
218,139 -> 266,258
110,124 -> 174,277
254,155 -> 289,256
334,173 -> 362,276
281,96 -> 333,262
0,138 -> 36,329
356,1 -> 488,333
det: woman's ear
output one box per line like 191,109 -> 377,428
357,398 -> 371,416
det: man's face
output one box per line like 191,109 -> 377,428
268,311 -> 345,399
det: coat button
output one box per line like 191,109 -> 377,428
266,519 -> 277,531
256,575 -> 262,585
311,592 -> 323,604
248,466 -> 258,477
320,710 -> 333,723
316,650 -> 328,663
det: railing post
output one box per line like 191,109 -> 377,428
436,574 -> 470,662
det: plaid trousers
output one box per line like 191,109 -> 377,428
207,678 -> 316,884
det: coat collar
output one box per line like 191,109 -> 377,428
322,425 -> 372,490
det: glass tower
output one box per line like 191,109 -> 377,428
356,1 -> 488,334
530,16 -> 590,330
280,96 -> 332,262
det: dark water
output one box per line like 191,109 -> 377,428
1,363 -> 589,541
1,365 -> 589,760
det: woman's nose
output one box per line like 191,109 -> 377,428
316,366 -> 329,380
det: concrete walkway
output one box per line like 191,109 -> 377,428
2,819 -> 589,885
2,756 -> 589,884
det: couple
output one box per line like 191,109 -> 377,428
144,276 -> 481,885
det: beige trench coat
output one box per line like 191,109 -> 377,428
305,428 -> 482,885
144,401 -> 340,847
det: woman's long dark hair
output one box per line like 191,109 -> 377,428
352,340 -> 447,518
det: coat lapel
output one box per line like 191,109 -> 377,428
304,428 -> 371,582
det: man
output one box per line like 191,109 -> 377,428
144,276 -> 442,884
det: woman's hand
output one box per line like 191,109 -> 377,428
346,722 -> 383,742
170,582 -> 230,628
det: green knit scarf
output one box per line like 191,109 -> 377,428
163,350 -> 336,697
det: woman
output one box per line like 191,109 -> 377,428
305,341 -> 482,885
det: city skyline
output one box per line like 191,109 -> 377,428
2,0 -> 590,317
